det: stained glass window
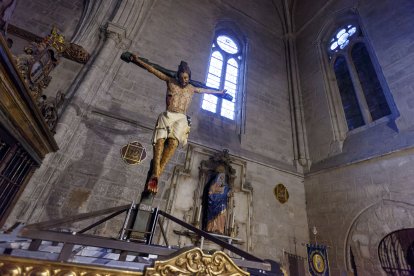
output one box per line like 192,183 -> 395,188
329,24 -> 393,131
202,34 -> 242,120
329,25 -> 357,53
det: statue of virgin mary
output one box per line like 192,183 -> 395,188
204,167 -> 230,234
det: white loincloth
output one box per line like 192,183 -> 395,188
152,111 -> 190,146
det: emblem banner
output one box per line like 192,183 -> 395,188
307,244 -> 330,276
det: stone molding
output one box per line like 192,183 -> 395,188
106,21 -> 131,49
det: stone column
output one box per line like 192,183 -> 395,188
279,0 -> 311,172
285,33 -> 311,172
344,54 -> 372,124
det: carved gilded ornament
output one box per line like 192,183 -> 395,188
45,26 -> 66,53
0,248 -> 249,276
144,247 -> 249,276
0,35 -> 58,158
13,27 -> 89,132
0,255 -> 143,276
62,42 -> 90,63
15,26 -> 69,97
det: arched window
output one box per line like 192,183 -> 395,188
202,33 -> 243,120
328,24 -> 393,131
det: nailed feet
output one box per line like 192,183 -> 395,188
147,177 -> 158,194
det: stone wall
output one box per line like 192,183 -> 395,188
159,145 -> 308,261
4,0 -> 309,265
112,0 -> 294,167
295,0 -> 414,274
246,160 -> 308,260
295,0 -> 414,163
11,0 -> 83,38
305,148 -> 414,275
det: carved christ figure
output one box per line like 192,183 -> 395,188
122,52 -> 227,194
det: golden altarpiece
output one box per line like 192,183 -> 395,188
0,33 -> 58,227
0,25 -> 89,227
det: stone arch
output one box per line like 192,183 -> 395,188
214,20 -> 246,49
317,9 -> 360,48
344,200 -> 414,275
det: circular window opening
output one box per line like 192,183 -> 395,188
216,35 -> 239,54
329,25 -> 358,53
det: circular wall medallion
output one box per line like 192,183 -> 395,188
274,183 -> 289,204
121,141 -> 147,165
312,252 -> 325,273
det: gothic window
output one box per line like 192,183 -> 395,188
202,33 -> 243,120
328,24 -> 392,131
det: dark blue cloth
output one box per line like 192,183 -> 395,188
207,173 -> 229,222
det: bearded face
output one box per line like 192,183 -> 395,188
178,72 -> 190,87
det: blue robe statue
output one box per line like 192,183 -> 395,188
206,172 -> 230,234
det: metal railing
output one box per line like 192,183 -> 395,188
378,228 -> 414,275
16,202 -> 270,271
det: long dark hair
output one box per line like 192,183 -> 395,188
177,61 -> 191,79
